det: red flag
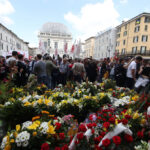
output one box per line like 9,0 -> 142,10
71,44 -> 74,53
64,42 -> 68,53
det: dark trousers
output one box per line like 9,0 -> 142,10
37,75 -> 47,86
74,75 -> 82,83
126,77 -> 135,89
60,73 -> 67,85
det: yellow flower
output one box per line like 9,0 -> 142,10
28,121 -> 40,130
32,116 -> 40,122
49,115 -> 55,118
13,132 -> 18,138
10,139 -> 15,143
9,98 -> 15,102
115,119 -> 118,125
64,93 -> 69,96
61,100 -> 67,104
33,132 -> 37,136
16,124 -> 21,132
24,102 -> 31,106
132,95 -> 139,102
99,93 -> 105,98
133,112 -> 139,119
141,119 -> 146,125
4,144 -> 11,150
121,93 -> 125,97
47,122 -> 55,134
37,99 -> 43,104
126,109 -> 132,115
41,111 -> 50,115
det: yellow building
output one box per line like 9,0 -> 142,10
116,13 -> 150,56
85,36 -> 95,58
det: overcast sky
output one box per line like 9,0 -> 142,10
0,0 -> 150,47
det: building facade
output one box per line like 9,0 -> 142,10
38,22 -> 72,57
94,28 -> 116,59
85,37 -> 95,58
116,13 -> 150,56
0,23 -> 29,57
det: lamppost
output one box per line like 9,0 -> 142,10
107,43 -> 113,58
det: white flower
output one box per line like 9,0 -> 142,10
47,102 -> 53,106
39,122 -> 48,134
34,95 -> 41,99
4,102 -> 11,106
17,142 -> 22,147
1,137 -> 7,149
33,101 -> 38,107
22,141 -> 29,147
16,131 -> 30,143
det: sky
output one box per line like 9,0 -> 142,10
0,0 -> 150,47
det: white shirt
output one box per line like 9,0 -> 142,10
126,61 -> 136,78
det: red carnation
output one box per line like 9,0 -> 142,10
137,131 -> 144,138
113,136 -> 121,145
77,133 -> 84,140
101,132 -> 106,137
59,133 -> 65,140
103,122 -> 110,129
121,119 -> 128,125
87,123 -> 93,129
55,122 -> 61,130
62,144 -> 68,150
109,117 -> 115,124
97,116 -> 102,120
55,147 -> 61,150
102,139 -> 111,147
125,115 -> 132,119
124,134 -> 133,143
41,143 -> 50,150
92,123 -> 97,127
78,124 -> 87,132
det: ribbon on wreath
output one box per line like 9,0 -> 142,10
98,123 -> 132,147
69,124 -> 92,150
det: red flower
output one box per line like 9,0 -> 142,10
92,129 -> 95,134
55,122 -> 61,130
62,144 -> 68,150
109,114 -> 112,117
95,145 -> 103,150
103,122 -> 110,129
94,136 -> 103,144
103,113 -> 107,117
124,134 -> 133,143
102,139 -> 111,147
125,115 -> 132,119
121,119 -> 128,125
109,117 -> 115,124
41,143 -> 50,150
97,116 -> 102,120
100,132 -> 106,137
92,123 -> 97,127
59,133 -> 65,140
78,124 -> 87,132
77,133 -> 84,140
113,136 -> 121,145
137,131 -> 144,138
55,147 -> 61,150
87,123 -> 93,129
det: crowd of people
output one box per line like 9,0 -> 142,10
0,51 -> 150,93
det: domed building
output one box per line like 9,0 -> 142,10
38,22 -> 72,56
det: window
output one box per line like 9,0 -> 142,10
133,36 -> 139,43
6,36 -> 7,41
142,35 -> 148,42
134,26 -> 140,32
135,18 -> 140,25
117,28 -> 121,33
0,43 -> 3,50
16,43 -> 21,49
116,41 -> 120,46
140,46 -> 146,54
48,39 -> 50,46
7,45 -> 8,52
132,47 -> 137,54
0,33 -> 2,40
44,42 -> 47,49
145,25 -> 148,31
117,34 -> 120,38
123,40 -> 126,45
125,24 -> 127,30
145,16 -> 150,23
121,48 -> 126,54
54,42 -> 58,49
123,31 -> 127,36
